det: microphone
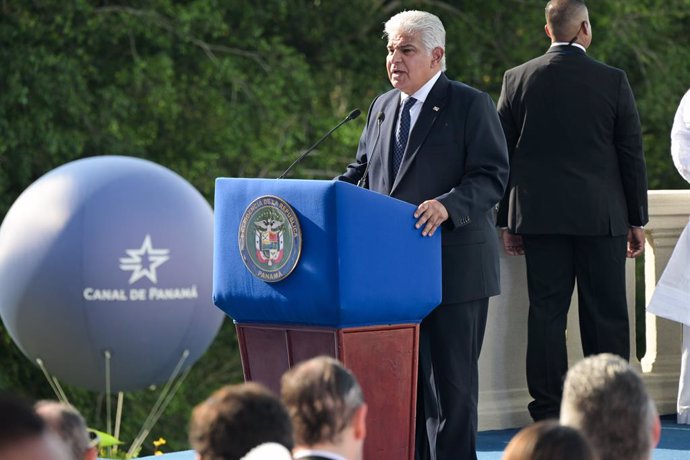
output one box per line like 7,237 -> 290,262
357,111 -> 386,188
277,109 -> 361,179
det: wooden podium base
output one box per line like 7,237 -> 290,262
236,322 -> 419,460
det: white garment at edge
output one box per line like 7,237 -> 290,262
646,88 -> 690,424
671,89 -> 690,182
240,443 -> 292,460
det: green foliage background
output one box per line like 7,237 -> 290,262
1,0 -> 690,456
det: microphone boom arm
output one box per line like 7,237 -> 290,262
277,109 -> 361,179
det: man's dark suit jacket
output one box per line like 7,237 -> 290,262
339,73 -> 509,304
496,45 -> 648,234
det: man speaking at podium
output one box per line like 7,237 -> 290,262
338,10 -> 509,460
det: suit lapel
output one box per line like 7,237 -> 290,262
390,73 -> 449,195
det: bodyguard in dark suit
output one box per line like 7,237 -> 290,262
496,0 -> 648,421
339,10 -> 509,460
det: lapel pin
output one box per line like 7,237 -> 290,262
432,106 -> 440,112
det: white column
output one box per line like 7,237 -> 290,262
479,252 -> 532,430
641,190 -> 690,415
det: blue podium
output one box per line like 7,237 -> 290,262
213,178 -> 442,460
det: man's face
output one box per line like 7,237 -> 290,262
386,32 -> 441,95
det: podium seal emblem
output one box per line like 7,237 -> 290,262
238,195 -> 302,282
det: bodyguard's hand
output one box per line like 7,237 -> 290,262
627,227 -> 645,258
501,229 -> 524,256
414,200 -> 449,237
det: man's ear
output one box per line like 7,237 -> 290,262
582,20 -> 591,39
544,24 -> 553,39
352,404 -> 368,440
432,47 -> 444,68
651,413 -> 662,448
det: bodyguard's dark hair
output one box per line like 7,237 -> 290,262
545,0 -> 587,39
281,356 -> 365,445
189,382 -> 294,460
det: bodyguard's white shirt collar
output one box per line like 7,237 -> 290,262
551,42 -> 586,52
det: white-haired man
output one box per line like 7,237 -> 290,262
560,354 -> 661,460
339,10 -> 509,460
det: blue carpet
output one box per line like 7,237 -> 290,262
101,417 -> 690,459
476,415 -> 690,460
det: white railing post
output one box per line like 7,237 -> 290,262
641,190 -> 690,415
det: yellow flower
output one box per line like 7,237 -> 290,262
153,437 -> 167,448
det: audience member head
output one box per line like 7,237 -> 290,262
560,353 -> 661,460
0,393 -> 69,460
502,420 -> 597,460
544,0 -> 591,48
189,382 -> 293,460
35,400 -> 97,460
281,356 -> 367,460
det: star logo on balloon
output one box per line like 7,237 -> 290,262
119,235 -> 170,284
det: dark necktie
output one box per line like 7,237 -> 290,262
392,96 -> 417,177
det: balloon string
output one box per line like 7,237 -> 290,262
51,375 -> 70,404
112,391 -> 124,455
35,358 -> 67,403
104,350 -> 112,436
127,349 -> 190,458
130,365 -> 192,457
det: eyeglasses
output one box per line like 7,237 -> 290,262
88,430 -> 100,449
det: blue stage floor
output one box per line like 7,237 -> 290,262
477,415 -> 690,460
126,415 -> 690,460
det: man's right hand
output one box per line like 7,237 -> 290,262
627,227 -> 645,258
501,229 -> 525,256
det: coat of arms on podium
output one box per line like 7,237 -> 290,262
238,195 -> 302,282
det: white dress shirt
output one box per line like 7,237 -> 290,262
398,70 -> 443,134
293,449 -> 347,460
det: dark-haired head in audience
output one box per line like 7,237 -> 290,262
560,353 -> 661,460
502,420 -> 597,460
281,356 -> 367,460
188,382 -> 294,460
0,393 -> 69,460
35,400 -> 98,460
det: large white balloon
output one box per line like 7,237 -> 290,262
0,156 -> 224,392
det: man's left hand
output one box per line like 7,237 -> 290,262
627,227 -> 645,258
414,200 -> 449,237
